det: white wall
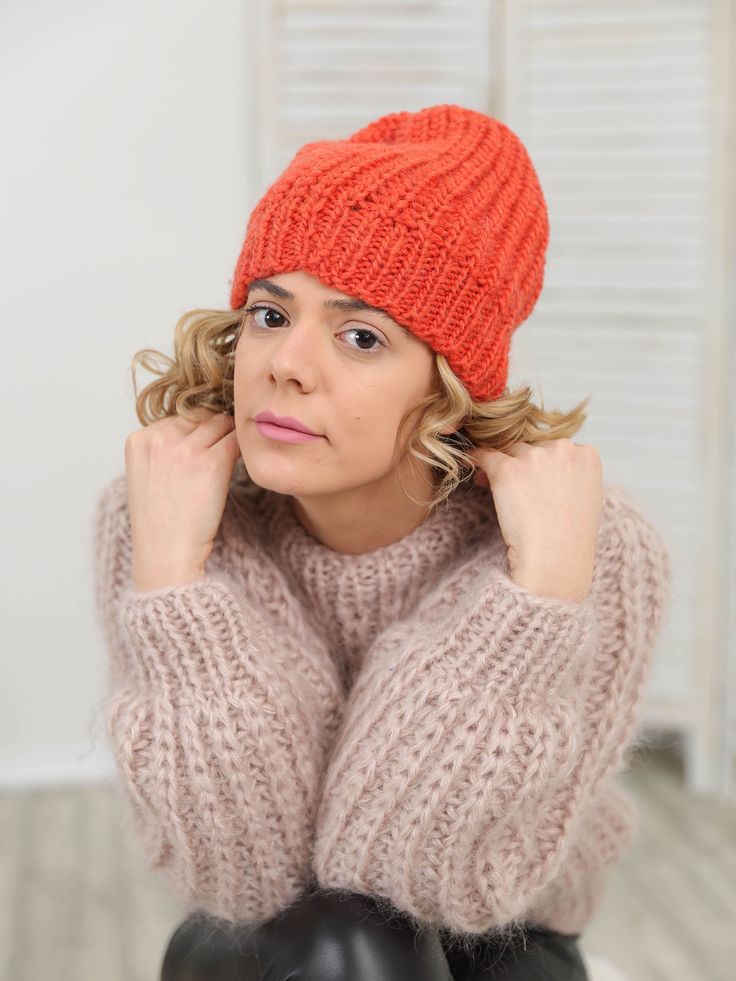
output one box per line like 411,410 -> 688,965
0,0 -> 252,787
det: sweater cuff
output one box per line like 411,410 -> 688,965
116,570 -> 252,693
466,563 -> 598,702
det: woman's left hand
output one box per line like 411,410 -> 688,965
468,438 -> 604,603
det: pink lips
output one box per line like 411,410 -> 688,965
254,410 -> 319,435
255,421 -> 322,444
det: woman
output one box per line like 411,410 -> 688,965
93,104 -> 671,979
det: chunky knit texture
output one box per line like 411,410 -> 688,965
228,103 -> 550,402
93,470 -> 670,938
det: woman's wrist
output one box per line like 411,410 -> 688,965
511,561 -> 593,604
132,555 -> 206,592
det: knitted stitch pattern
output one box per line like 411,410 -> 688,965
93,477 -> 344,925
228,103 -> 550,402
92,473 -> 670,937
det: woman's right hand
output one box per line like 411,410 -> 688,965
125,407 -> 242,590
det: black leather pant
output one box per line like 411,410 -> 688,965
160,888 -> 589,980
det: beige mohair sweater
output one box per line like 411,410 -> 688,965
92,470 -> 670,938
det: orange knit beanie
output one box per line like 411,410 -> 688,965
229,103 -> 549,402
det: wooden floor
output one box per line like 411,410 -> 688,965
1,740 -> 734,981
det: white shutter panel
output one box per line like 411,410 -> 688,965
501,0 -> 734,795
248,0 -> 495,185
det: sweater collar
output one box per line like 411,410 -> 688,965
229,475 -> 499,682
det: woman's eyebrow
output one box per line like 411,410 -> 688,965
247,278 -> 411,336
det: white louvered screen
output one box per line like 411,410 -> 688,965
721,3 -> 736,801
248,0 -> 496,188
500,0 -> 734,795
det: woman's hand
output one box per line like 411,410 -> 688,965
125,407 -> 242,590
469,438 -> 604,603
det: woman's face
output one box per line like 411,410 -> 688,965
232,269 -> 439,501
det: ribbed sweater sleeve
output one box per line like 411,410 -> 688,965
312,486 -> 671,935
92,475 -> 344,925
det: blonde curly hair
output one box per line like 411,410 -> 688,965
131,306 -> 590,512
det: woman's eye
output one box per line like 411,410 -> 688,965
245,304 -> 285,329
243,304 -> 384,354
